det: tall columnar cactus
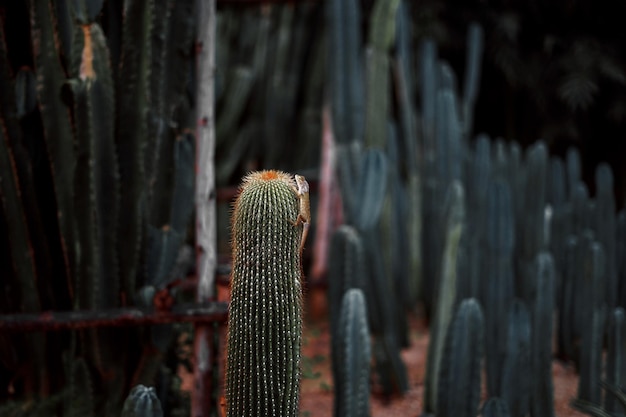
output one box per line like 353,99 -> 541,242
336,289 -> 371,417
419,37 -> 439,316
394,1 -> 422,307
566,147 -> 582,200
517,141 -> 548,303
548,157 -> 568,319
116,0 -> 154,300
420,38 -> 438,159
577,307 -> 606,406
594,163 -> 617,311
576,240 -> 606,407
328,224 -> 367,415
571,182 -> 591,234
461,22 -> 484,139
226,170 -> 306,417
462,134 -> 491,301
435,88 -> 463,187
530,252 -> 556,417
336,145 -> 388,232
381,127 -> 411,346
560,234 -> 588,363
1,0 -> 196,410
424,180 -> 465,414
605,307 -> 626,416
483,178 -> 515,396
618,211 -> 626,308
500,300 -> 531,417
436,298 -> 484,417
70,20 -> 118,310
326,0 -> 364,144
364,0 -> 400,148
29,0 -> 77,285
121,385 -> 163,417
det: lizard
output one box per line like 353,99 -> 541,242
292,174 -> 310,254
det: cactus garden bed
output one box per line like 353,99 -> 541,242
177,290 -> 587,417
299,312 -> 586,417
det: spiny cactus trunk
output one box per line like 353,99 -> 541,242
226,170 -> 305,417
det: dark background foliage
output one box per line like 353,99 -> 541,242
405,0 -> 626,203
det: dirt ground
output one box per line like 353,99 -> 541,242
188,286 -> 586,416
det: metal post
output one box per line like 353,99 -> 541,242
193,0 -> 218,415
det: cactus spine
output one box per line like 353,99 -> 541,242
226,170 -> 305,417
121,385 -> 163,417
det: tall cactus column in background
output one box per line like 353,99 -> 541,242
226,170 -> 307,417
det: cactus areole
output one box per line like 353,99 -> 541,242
226,170 -> 307,417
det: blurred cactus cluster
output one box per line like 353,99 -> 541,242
1,0 -> 196,415
2,0 -> 626,416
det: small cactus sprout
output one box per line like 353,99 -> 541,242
121,385 -> 163,417
226,170 -> 306,417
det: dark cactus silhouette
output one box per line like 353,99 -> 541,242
424,180 -> 465,414
500,300 -> 531,417
483,178 -> 515,396
437,298 -> 484,417
605,307 -> 626,416
328,225 -> 367,415
336,289 -> 371,417
0,0 -> 198,412
530,252 -> 556,417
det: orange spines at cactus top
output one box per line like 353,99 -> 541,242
226,170 -> 307,417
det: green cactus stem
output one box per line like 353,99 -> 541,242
484,178 -> 515,396
337,288 -> 371,417
116,0 -> 153,302
500,300 -> 531,417
226,170 -> 305,417
594,163 -> 617,310
437,298 -> 484,417
424,180 -> 465,414
30,0 -> 77,291
328,224 -> 367,413
530,252 -> 555,417
461,22 -> 484,138
605,308 -> 626,415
